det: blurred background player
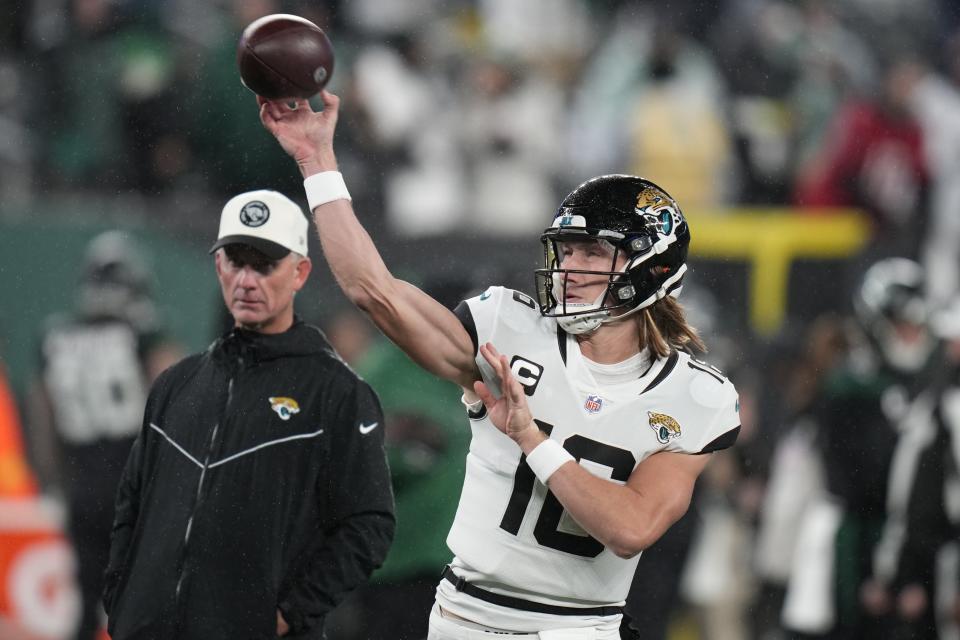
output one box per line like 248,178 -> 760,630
778,257 -> 937,638
326,278 -> 477,640
26,230 -> 181,640
862,295 -> 960,640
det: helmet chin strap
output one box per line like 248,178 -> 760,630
556,288 -> 610,334
554,278 -> 685,335
556,298 -> 646,335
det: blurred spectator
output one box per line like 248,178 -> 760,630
569,6 -> 734,208
31,0 -> 187,193
751,314 -> 849,638
186,0 -> 306,197
350,33 -> 461,235
475,0 -> 593,67
342,0 -> 440,38
26,230 -> 181,640
788,1 -> 878,172
838,0 -> 940,64
886,41 -> 960,308
794,53 -> 929,261
457,54 -> 567,234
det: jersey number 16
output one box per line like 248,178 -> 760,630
499,420 -> 636,558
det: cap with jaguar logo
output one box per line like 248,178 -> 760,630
239,200 -> 270,227
210,189 -> 310,260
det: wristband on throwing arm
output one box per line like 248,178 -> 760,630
303,171 -> 352,210
525,439 -> 575,485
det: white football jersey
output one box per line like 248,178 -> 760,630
438,286 -> 740,627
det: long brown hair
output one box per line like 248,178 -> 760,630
638,296 -> 706,358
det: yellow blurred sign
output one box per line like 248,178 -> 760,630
687,208 -> 870,335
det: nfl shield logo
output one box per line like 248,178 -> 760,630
584,394 -> 603,413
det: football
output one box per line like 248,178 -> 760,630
236,14 -> 335,100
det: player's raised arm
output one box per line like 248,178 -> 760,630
259,92 -> 479,387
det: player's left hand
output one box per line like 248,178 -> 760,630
277,609 -> 290,636
474,342 -> 544,451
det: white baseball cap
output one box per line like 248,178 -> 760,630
209,189 -> 309,259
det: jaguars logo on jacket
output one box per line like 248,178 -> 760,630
269,397 -> 300,421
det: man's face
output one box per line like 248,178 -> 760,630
215,244 -> 311,334
555,238 -> 626,305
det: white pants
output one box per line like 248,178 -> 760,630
427,603 -> 612,640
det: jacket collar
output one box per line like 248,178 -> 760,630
212,316 -> 330,365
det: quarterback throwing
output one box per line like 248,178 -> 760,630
260,90 -> 740,640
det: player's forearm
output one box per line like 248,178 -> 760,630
545,463 -> 687,558
309,198 -> 398,310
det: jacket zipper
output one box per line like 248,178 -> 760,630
174,366 -> 238,615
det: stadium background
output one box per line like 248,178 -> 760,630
1,0 -> 959,638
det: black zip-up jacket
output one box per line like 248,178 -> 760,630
103,320 -> 395,639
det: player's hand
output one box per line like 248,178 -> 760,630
474,342 -> 544,451
276,609 -> 290,636
860,578 -> 891,615
258,90 -> 340,176
896,583 -> 929,620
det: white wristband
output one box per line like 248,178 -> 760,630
460,394 -> 483,414
525,439 -> 574,485
303,171 -> 352,210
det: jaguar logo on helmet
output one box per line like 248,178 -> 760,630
635,187 -> 683,236
634,186 -> 671,213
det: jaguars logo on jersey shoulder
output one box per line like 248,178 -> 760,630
648,411 -> 682,444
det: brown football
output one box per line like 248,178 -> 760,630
237,14 -> 334,100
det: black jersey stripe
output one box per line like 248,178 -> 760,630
454,300 -> 479,357
557,326 -> 568,365
640,350 -> 679,395
687,361 -> 724,383
696,425 -> 741,454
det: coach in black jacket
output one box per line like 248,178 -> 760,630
103,190 -> 395,640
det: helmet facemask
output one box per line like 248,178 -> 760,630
536,234 -> 630,334
535,205 -> 688,335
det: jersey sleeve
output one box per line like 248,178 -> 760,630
453,286 -> 507,390
453,286 -> 507,353
452,286 -> 543,394
664,360 -> 741,455
695,381 -> 741,454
